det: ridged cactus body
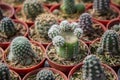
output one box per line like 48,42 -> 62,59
0,17 -> 16,37
48,20 -> 83,59
78,13 -> 94,33
97,30 -> 120,55
23,0 -> 44,20
36,69 -> 55,80
0,63 -> 10,80
82,55 -> 106,80
8,36 -> 38,66
93,0 -> 110,15
35,14 -> 58,39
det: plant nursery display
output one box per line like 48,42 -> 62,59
68,55 -> 118,80
45,20 -> 89,74
3,36 -> 46,75
23,68 -> 68,80
0,62 -> 21,80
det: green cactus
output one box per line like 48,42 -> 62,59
11,0 -> 25,4
35,13 -> 58,39
0,63 -> 10,80
23,0 -> 44,20
8,36 -> 38,66
36,69 -> 55,80
111,23 -> 120,32
0,8 -> 3,20
48,20 -> 83,59
42,0 -> 60,3
97,30 -> 120,55
82,55 -> 106,80
0,17 -> 17,38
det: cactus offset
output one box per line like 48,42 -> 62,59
93,0 -> 110,15
0,17 -> 16,38
82,55 -> 106,80
97,30 -> 120,55
48,20 -> 83,59
23,0 -> 44,20
36,69 -> 55,80
8,36 -> 38,66
0,63 -> 10,80
35,13 -> 58,39
111,23 -> 120,32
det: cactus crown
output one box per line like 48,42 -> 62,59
97,30 -> 120,55
35,13 -> 58,39
36,69 -> 55,80
8,36 -> 38,66
0,63 -> 10,80
78,13 -> 94,33
23,0 -> 44,20
93,0 -> 110,14
0,17 -> 16,37
82,55 -> 106,80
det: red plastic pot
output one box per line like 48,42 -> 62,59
23,68 -> 68,80
68,62 -> 118,80
86,4 -> 120,26
45,40 -> 90,75
111,0 -> 120,10
0,19 -> 28,49
0,3 -> 14,18
107,17 -> 120,30
3,41 -> 46,75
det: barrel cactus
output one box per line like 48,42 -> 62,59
82,55 -> 106,80
78,13 -> 94,33
23,0 -> 44,20
8,36 -> 38,66
36,69 -> 55,80
0,63 -> 10,80
0,17 -> 16,38
35,13 -> 58,39
93,0 -> 110,15
97,30 -> 120,55
48,20 -> 83,59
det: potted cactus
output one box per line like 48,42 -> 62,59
45,20 -> 90,74
28,13 -> 58,48
0,17 -> 28,49
68,55 -> 118,80
3,36 -> 46,75
0,62 -> 21,80
50,0 -> 85,22
0,47 -> 3,61
90,30 -> 120,70
0,3 -> 14,18
78,13 -> 106,44
23,68 -> 68,80
86,0 -> 120,26
15,0 -> 50,26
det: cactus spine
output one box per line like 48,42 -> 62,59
48,20 -> 83,59
82,55 -> 106,80
0,63 -> 10,80
8,36 -> 38,66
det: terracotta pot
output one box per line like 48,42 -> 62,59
10,70 -> 22,80
86,4 -> 120,26
23,68 -> 68,80
0,47 -> 3,62
68,63 -> 118,80
0,19 -> 28,49
0,3 -> 14,18
3,41 -> 46,75
107,17 -> 120,30
111,0 -> 120,10
45,40 -> 90,75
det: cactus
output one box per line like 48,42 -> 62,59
82,55 -> 106,80
111,23 -> 120,32
35,13 -> 58,39
48,20 -> 83,59
11,0 -> 25,4
36,69 -> 55,80
23,0 -> 44,20
8,36 -> 38,66
42,0 -> 60,3
0,17 -> 16,38
0,8 -> 3,20
93,0 -> 110,15
78,13 -> 94,33
97,30 -> 120,55
0,63 -> 10,80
